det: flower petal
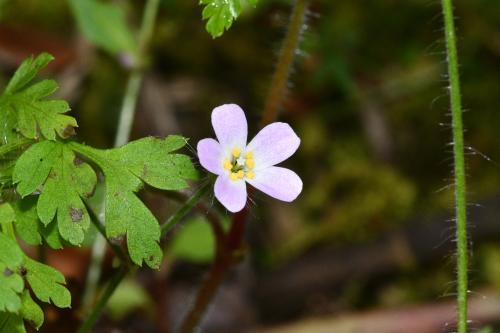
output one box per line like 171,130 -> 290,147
211,104 -> 247,151
246,122 -> 300,169
197,138 -> 223,175
214,176 -> 247,212
247,166 -> 302,202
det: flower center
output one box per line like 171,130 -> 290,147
223,148 -> 255,181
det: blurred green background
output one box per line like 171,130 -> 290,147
1,0 -> 500,332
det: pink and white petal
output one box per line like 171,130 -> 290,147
246,122 -> 300,170
247,166 -> 302,202
214,176 -> 247,213
211,104 -> 248,151
197,138 -> 224,175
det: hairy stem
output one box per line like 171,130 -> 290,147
442,0 -> 468,332
81,0 -> 161,322
179,209 -> 248,333
179,1 -> 309,331
261,0 -> 308,127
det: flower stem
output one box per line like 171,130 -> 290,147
179,208 -> 249,333
179,2 -> 309,331
261,0 -> 308,127
161,183 -> 211,237
442,0 -> 468,332
81,0 -> 161,321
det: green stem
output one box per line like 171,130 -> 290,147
77,267 -> 129,333
160,183 -> 211,237
114,0 -> 160,147
261,0 -> 308,127
442,1 -> 467,332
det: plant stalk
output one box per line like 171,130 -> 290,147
442,0 -> 468,332
261,0 -> 308,127
161,183 -> 211,237
114,0 -> 160,147
179,1 -> 309,331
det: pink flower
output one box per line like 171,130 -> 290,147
197,104 -> 303,213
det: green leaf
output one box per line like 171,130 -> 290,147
12,198 -> 41,246
0,262 -> 24,313
20,291 -> 43,330
0,202 -> 15,224
5,53 -> 53,95
0,234 -> 24,314
0,53 -> 77,141
168,216 -> 215,263
71,136 -> 197,268
13,197 -> 64,249
24,257 -> 71,309
68,0 -> 137,55
0,233 -> 24,269
200,0 -> 257,38
13,141 -> 97,245
0,312 -> 25,333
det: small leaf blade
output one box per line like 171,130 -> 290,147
24,257 -> 71,309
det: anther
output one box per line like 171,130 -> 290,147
246,159 -> 255,169
232,148 -> 241,158
223,159 -> 232,170
230,172 -> 238,181
246,171 -> 254,179
237,170 -> 244,179
245,151 -> 253,159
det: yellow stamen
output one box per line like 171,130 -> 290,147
246,171 -> 254,179
245,151 -> 253,159
223,159 -> 232,170
230,172 -> 238,181
237,170 -> 244,179
232,148 -> 241,158
246,158 -> 255,169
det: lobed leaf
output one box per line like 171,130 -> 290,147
13,141 -> 97,245
0,202 -> 15,224
0,262 -> 24,313
0,53 -> 77,142
20,291 -> 44,330
4,53 -> 53,95
0,234 -> 25,314
0,233 -> 24,269
13,197 -> 64,249
200,0 -> 257,38
24,257 -> 71,309
71,136 -> 197,268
